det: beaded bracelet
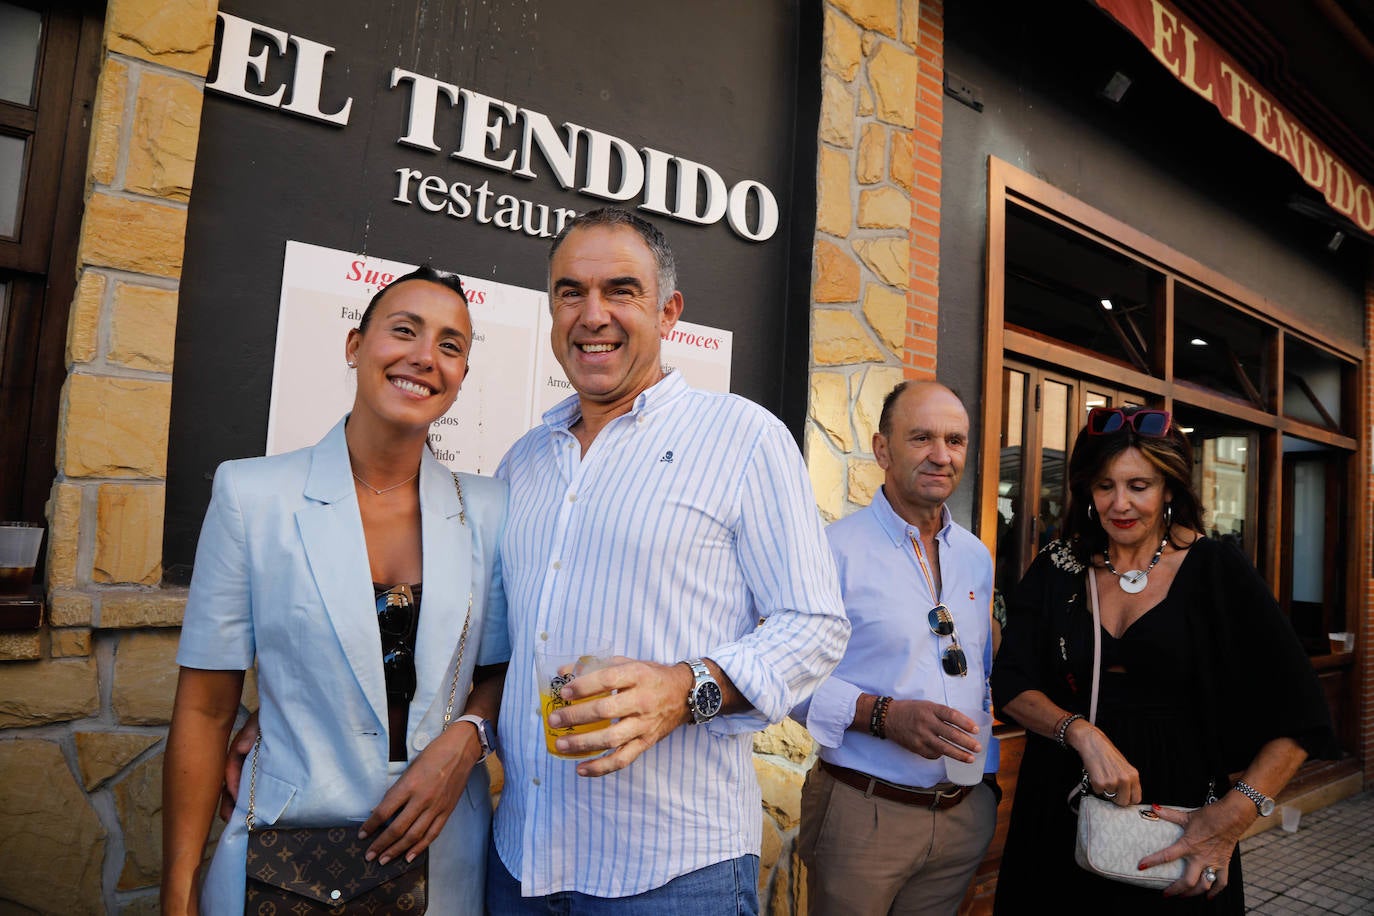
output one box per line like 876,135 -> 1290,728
869,695 -> 893,739
1054,712 -> 1085,748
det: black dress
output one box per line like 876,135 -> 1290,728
990,537 -> 1339,915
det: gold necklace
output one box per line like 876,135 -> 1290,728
351,469 -> 418,495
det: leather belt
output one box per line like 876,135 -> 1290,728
821,761 -> 975,810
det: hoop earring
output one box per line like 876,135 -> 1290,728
1087,503 -> 1096,521
1164,502 -> 1173,531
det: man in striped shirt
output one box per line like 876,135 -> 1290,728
485,207 -> 850,913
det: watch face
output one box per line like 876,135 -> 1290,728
1259,798 -> 1276,817
694,681 -> 723,718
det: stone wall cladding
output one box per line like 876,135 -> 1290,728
4,1 -> 219,910
759,2 -> 946,913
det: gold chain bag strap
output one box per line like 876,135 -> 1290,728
243,474 -> 474,915
1070,567 -> 1191,890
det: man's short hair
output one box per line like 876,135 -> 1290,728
548,207 -> 678,308
877,380 -> 964,438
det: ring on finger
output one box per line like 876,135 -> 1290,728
1202,866 -> 1218,884
1103,790 -> 1117,799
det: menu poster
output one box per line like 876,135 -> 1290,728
266,241 -> 733,474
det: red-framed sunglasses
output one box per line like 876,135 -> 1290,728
1085,406 -> 1171,437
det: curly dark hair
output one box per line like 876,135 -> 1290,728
1062,407 -> 1206,564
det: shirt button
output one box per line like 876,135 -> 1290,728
532,777 -> 541,786
413,732 -> 430,748
552,560 -> 562,570
568,493 -> 577,503
540,632 -> 549,641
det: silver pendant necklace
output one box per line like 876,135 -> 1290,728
352,469 -> 418,495
1103,535 -> 1169,594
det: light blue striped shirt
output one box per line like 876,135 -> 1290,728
796,486 -> 998,786
492,370 -> 848,898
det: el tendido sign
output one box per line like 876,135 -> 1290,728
206,12 -> 781,242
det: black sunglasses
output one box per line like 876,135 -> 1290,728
376,584 -> 418,703
1086,407 -> 1171,437
927,605 -> 969,677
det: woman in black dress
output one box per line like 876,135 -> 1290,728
992,407 -> 1338,913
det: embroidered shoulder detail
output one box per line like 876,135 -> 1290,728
1042,539 -> 1085,574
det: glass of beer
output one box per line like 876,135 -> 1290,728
0,523 -> 43,596
536,638 -> 613,759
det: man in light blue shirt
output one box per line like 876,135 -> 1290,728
487,207 -> 849,913
795,380 -> 999,916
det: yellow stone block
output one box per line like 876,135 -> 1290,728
48,591 -> 94,627
78,193 -> 187,279
110,283 -> 179,372
0,632 -> 41,661
854,236 -> 910,288
45,483 -> 85,590
106,0 -> 218,76
0,656 -> 99,727
60,374 -> 172,478
820,74 -> 856,148
816,146 -> 852,238
111,630 -> 179,725
858,186 -> 911,229
95,484 -> 165,585
862,282 -> 908,351
823,8 -> 863,81
848,457 -> 885,506
809,371 -> 854,452
126,71 -> 203,201
831,0 -> 899,38
75,731 -> 162,791
814,309 -> 885,366
52,628 -> 93,658
90,59 -> 129,187
100,591 -> 186,628
859,82 -> 875,117
891,130 -> 916,193
870,43 -> 919,129
813,240 -> 861,303
806,425 -> 846,522
856,366 -> 907,445
857,123 -> 886,184
67,271 -> 107,366
902,0 -> 920,49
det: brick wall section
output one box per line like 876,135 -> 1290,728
907,1 -> 943,377
0,2 -> 218,911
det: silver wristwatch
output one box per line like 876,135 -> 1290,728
1233,780 -> 1275,817
684,659 -> 723,725
455,714 -> 493,763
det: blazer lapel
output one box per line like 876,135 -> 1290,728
413,454 -> 474,732
296,419 -> 390,735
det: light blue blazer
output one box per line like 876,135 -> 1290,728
177,417 -> 509,915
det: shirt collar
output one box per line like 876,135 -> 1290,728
871,485 -> 953,547
541,369 -> 687,432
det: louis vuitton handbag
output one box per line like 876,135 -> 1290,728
1069,568 -> 1196,890
245,476 -> 475,914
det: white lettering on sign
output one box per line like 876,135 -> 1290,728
206,14 -> 780,240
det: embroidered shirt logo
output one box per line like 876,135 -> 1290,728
659,450 -> 675,463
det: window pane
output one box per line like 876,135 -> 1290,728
1283,436 -> 1346,654
1175,407 -> 1256,559
1039,379 -> 1071,550
0,133 -> 24,238
0,3 -> 43,106
1174,285 -> 1271,407
996,368 -> 1027,598
1284,338 -> 1347,432
1005,204 -> 1156,370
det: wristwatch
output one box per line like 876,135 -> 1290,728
1233,780 -> 1275,817
684,659 -> 723,725
455,714 -> 493,763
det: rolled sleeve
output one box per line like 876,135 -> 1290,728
801,675 -> 862,748
177,461 -> 256,671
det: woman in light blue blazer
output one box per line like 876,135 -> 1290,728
162,267 -> 508,915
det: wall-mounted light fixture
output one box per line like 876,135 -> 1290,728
1190,337 -> 1208,346
1100,298 -> 1113,310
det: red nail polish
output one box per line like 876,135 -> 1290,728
1138,863 -> 1147,870
1151,804 -> 1161,811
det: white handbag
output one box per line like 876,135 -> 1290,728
1071,568 -> 1195,889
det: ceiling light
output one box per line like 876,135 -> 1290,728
1327,231 -> 1345,252
1191,337 -> 1208,346
1180,427 -> 1195,434
1100,299 -> 1113,310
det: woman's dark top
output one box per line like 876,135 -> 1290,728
990,537 -> 1338,914
374,582 -> 422,762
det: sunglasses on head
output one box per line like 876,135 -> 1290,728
376,584 -> 418,703
927,604 -> 969,677
1086,407 -> 1171,438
